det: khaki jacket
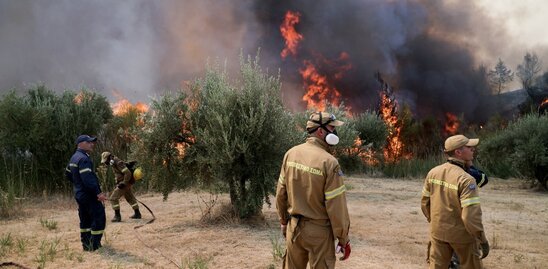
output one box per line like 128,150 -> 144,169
421,158 -> 487,244
111,157 -> 132,185
276,137 -> 350,244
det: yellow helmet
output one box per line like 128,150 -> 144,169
133,167 -> 143,181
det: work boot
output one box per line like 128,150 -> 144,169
130,209 -> 141,219
111,209 -> 121,222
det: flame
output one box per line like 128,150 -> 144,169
379,91 -> 409,162
74,92 -> 85,104
444,112 -> 459,135
112,99 -> 149,116
350,136 -> 379,166
541,98 -> 548,106
299,53 -> 352,111
280,11 -> 303,59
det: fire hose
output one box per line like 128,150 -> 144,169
0,262 -> 33,269
132,199 -> 182,268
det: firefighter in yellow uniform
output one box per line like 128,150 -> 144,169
276,112 -> 351,269
421,135 -> 489,269
101,152 -> 141,222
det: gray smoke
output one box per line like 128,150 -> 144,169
0,0 -> 545,122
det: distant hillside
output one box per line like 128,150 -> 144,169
498,88 -> 548,117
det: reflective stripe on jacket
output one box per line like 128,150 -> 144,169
421,159 -> 487,243
276,137 -> 350,244
66,148 -> 102,201
111,157 -> 132,184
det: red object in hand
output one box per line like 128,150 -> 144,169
338,241 -> 351,260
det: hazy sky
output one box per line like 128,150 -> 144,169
0,0 -> 547,107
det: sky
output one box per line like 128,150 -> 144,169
0,0 -> 547,111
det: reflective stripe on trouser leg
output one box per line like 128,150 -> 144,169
124,188 -> 139,209
110,187 -> 123,209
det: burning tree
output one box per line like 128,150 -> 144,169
375,73 -> 410,163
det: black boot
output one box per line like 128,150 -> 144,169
111,209 -> 121,222
130,209 -> 141,219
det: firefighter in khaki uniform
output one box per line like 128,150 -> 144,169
421,135 -> 490,269
101,152 -> 141,222
276,112 -> 351,269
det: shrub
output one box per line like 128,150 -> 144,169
478,114 -> 548,189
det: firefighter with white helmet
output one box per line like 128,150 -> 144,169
276,112 -> 351,269
101,151 -> 141,222
421,135 -> 489,269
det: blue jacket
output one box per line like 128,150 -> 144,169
65,149 -> 102,201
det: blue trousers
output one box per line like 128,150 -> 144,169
77,197 -> 106,251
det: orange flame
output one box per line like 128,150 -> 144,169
350,136 -> 379,165
299,53 -> 352,111
444,112 -> 459,135
280,11 -> 303,59
379,92 -> 409,162
541,98 -> 548,106
73,92 -> 85,104
300,61 -> 340,111
112,99 -> 149,116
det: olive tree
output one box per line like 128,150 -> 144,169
130,92 -> 192,198
185,55 -> 301,218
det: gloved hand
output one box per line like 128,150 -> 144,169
117,182 -> 126,190
336,241 -> 351,260
480,241 -> 489,259
280,224 -> 287,238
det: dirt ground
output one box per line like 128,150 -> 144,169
1,176 -> 547,269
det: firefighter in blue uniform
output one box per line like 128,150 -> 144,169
65,135 -> 107,251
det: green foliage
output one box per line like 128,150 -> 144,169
0,86 -> 112,195
399,106 -> 444,159
337,109 -> 387,173
131,91 -> 191,198
269,233 -> 285,261
179,254 -> 212,269
488,58 -> 514,95
479,114 -> 548,189
382,154 -> 445,178
35,237 -> 60,269
186,54 -> 300,218
39,218 -> 58,230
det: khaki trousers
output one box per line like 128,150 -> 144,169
109,185 -> 139,210
283,217 -> 336,269
429,238 -> 483,269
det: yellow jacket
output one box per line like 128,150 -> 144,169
421,158 -> 487,244
276,137 -> 350,244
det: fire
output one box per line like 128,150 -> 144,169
300,60 -> 341,111
279,11 -> 351,111
280,11 -> 303,59
444,112 -> 459,135
299,53 -> 352,111
541,98 -> 548,106
74,92 -> 85,104
379,92 -> 407,162
112,99 -> 149,116
351,136 -> 379,166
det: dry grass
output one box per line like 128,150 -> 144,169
0,177 -> 546,268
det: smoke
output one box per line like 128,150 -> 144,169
0,0 -> 258,103
252,0 -> 514,122
0,0 -> 546,122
